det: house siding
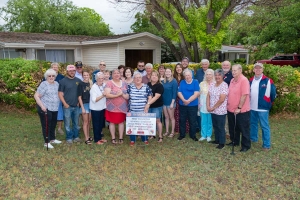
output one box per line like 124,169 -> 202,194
82,43 -> 118,70
119,36 -> 162,65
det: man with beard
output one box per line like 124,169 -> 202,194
58,65 -> 82,144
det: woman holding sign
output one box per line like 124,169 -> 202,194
125,72 -> 152,146
147,70 -> 164,142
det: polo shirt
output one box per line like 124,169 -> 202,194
227,74 -> 250,113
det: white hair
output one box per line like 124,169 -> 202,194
145,63 -> 153,69
44,69 -> 57,79
201,59 -> 210,64
183,69 -> 192,76
133,71 -> 142,78
96,72 -> 104,80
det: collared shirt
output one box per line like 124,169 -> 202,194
75,71 -> 83,81
227,74 -> 250,113
142,75 -> 151,84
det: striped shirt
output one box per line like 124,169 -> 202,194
127,84 -> 152,112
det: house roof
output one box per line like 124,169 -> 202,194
0,32 -> 165,48
220,45 -> 248,53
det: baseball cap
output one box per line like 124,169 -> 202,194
254,63 -> 264,68
66,65 -> 76,71
75,61 -> 83,67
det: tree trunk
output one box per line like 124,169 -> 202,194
192,42 -> 199,62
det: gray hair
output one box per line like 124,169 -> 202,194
201,59 -> 210,64
44,69 -> 57,79
183,69 -> 192,76
51,62 -> 60,68
232,64 -> 243,71
112,69 -> 120,74
204,69 -> 215,82
133,71 -> 142,78
96,72 -> 104,80
145,63 -> 153,69
214,69 -> 224,77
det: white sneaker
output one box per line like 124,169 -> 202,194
199,137 -> 206,141
207,137 -> 212,142
44,143 -> 54,149
51,139 -> 62,144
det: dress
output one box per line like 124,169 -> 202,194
174,79 -> 189,133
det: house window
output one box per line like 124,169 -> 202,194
0,48 -> 22,59
36,49 -> 74,63
239,54 -> 246,59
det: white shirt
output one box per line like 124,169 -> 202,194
250,77 -> 267,112
89,83 -> 106,111
75,71 -> 83,81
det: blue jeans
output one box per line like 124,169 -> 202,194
63,106 -> 80,141
200,112 -> 212,138
130,135 -> 148,142
211,114 -> 226,145
179,105 -> 198,138
250,110 -> 271,148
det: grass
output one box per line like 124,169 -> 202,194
0,107 -> 299,199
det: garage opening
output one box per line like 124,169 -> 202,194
125,50 -> 153,69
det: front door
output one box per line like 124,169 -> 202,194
125,50 -> 153,69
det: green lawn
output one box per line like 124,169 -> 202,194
0,110 -> 299,199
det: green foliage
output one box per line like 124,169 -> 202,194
154,62 -> 300,113
130,12 -> 160,36
0,0 -> 112,36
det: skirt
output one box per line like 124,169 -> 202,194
105,110 -> 126,124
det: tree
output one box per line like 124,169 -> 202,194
109,0 -> 283,61
0,0 -> 113,36
226,0 -> 300,60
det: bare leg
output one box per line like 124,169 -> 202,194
57,121 -> 63,130
163,107 -> 169,136
87,113 -> 91,138
109,123 -> 117,144
82,113 -> 89,141
157,118 -> 163,142
118,122 -> 124,144
167,107 -> 175,134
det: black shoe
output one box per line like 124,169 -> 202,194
226,142 -> 238,146
209,140 -> 219,144
216,144 -> 225,149
240,148 -> 250,152
177,136 -> 185,140
191,137 -> 198,141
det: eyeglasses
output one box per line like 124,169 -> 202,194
138,65 -> 144,67
99,64 -> 106,66
48,75 -> 55,78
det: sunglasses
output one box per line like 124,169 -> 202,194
100,64 -> 106,66
138,65 -> 144,67
76,66 -> 82,68
48,75 -> 55,78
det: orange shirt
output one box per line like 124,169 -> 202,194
227,74 -> 250,113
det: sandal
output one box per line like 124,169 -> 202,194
111,139 -> 118,144
119,139 -> 124,144
163,132 -> 169,137
158,137 -> 163,143
149,136 -> 156,139
88,137 -> 93,141
85,140 -> 92,145
168,133 -> 175,138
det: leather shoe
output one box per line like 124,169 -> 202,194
240,148 -> 250,152
209,140 -> 219,144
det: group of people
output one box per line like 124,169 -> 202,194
34,58 -> 276,152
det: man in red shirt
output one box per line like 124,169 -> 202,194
227,64 -> 251,152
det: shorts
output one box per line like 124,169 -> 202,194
79,103 -> 90,114
149,106 -> 163,119
163,102 -> 176,109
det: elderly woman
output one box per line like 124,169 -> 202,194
147,71 -> 164,142
162,68 -> 178,137
34,69 -> 62,149
104,69 -> 128,144
78,70 -> 92,144
90,72 -> 108,145
125,72 -> 152,146
199,69 -> 215,142
177,69 -> 200,141
207,69 -> 228,149
124,67 -> 134,85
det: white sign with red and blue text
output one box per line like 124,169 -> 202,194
126,112 -> 156,136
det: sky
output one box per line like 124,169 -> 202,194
0,0 -> 139,34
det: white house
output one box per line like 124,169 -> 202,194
0,31 -> 165,69
218,45 -> 250,64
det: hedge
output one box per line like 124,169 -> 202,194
0,58 -> 299,113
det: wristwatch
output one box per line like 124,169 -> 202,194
238,107 -> 241,109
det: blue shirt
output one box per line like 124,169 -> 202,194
195,68 -> 205,84
178,79 -> 200,106
162,78 -> 178,106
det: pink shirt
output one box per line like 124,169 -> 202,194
227,74 -> 250,113
105,80 -> 128,113
208,82 -> 228,115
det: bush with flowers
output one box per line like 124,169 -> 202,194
0,58 -> 299,113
